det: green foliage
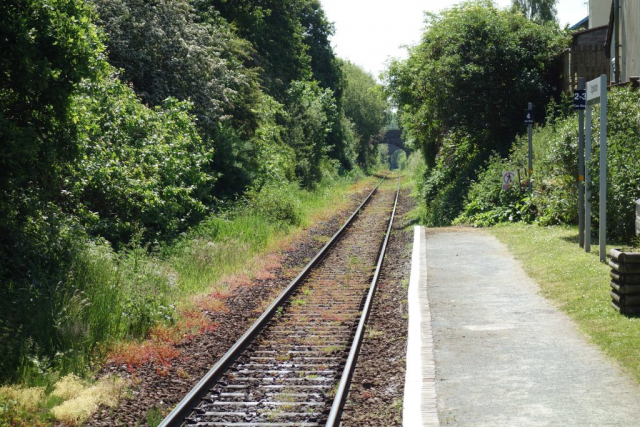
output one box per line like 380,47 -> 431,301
342,60 -> 388,169
588,86 -> 640,241
420,132 -> 482,226
205,0 -> 313,100
0,0 -> 104,382
68,70 -> 212,246
94,0 -> 268,197
93,0 -> 257,132
284,81 -> 337,188
0,0 -> 104,197
455,153 -> 537,226
512,0 -> 558,23
245,182 -> 303,226
0,0 -> 380,390
386,0 -> 569,225
459,86 -> 640,243
387,1 -> 568,165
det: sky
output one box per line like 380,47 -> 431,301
320,0 -> 589,79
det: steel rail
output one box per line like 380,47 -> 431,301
158,177 -> 386,427
325,175 -> 401,427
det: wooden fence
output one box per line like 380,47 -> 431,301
563,26 -> 610,92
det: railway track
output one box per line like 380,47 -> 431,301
159,176 -> 400,427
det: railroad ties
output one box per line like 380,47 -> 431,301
160,177 -> 399,427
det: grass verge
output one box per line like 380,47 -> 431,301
491,223 -> 640,382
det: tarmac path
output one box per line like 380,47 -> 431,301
426,228 -> 640,427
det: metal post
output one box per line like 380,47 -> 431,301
585,104 -> 592,253
614,0 -> 621,83
599,74 -> 608,263
578,77 -> 585,248
528,102 -> 533,193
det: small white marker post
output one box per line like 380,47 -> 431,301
586,74 -> 608,262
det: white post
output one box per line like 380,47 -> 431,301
599,74 -> 607,263
585,104 -> 592,252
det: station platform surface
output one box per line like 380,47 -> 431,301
404,226 -> 640,427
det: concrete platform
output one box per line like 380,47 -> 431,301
404,226 -> 439,426
404,226 -> 640,427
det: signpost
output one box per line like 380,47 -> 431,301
575,79 -> 586,248
524,103 -> 533,192
586,74 -> 608,262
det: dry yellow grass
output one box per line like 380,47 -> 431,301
0,385 -> 45,412
50,375 -> 127,425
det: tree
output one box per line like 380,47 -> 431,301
0,0 -> 103,204
385,0 -> 568,225
512,0 -> 557,23
386,0 -> 568,168
341,60 -> 388,169
284,81 -> 336,187
204,0 -> 312,101
297,0 -> 352,170
93,0 -> 258,133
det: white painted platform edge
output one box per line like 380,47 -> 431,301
403,226 -> 439,427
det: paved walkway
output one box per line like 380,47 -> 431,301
410,227 -> 640,427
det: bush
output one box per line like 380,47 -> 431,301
418,131 -> 482,226
588,86 -> 640,241
67,70 -> 212,247
245,182 -> 303,227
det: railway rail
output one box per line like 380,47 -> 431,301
159,175 -> 401,427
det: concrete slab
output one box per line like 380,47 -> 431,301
426,228 -> 640,427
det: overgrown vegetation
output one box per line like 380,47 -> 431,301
386,0 -> 569,226
0,0 -> 389,401
458,86 -> 640,243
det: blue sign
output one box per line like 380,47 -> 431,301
524,109 -> 534,125
574,89 -> 586,110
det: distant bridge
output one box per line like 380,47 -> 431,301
382,129 -> 407,155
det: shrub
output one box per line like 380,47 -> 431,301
245,182 -> 303,227
68,70 -> 212,247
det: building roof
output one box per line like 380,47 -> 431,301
569,16 -> 589,31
